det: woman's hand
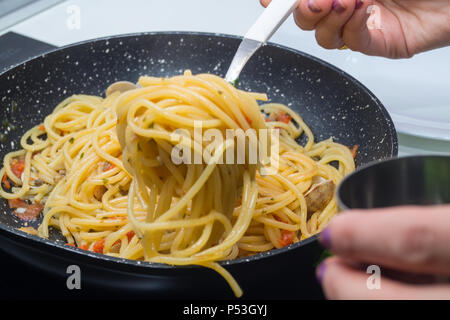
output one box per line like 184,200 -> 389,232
260,0 -> 450,58
316,205 -> 450,299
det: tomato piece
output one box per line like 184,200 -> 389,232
38,125 -> 45,131
348,145 -> 359,159
13,203 -> 43,221
126,231 -> 135,242
2,174 -> 11,189
279,230 -> 294,247
277,113 -> 292,124
105,163 -> 115,171
9,198 -> 43,220
66,243 -> 88,251
93,239 -> 105,253
111,230 -> 135,247
273,214 -> 282,222
10,159 -> 25,179
273,214 -> 289,223
8,198 -> 27,208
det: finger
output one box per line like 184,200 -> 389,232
320,205 -> 450,276
293,0 -> 334,31
341,0 -> 374,53
318,257 -> 450,300
314,0 -> 357,49
342,1 -> 413,57
260,0 -> 271,8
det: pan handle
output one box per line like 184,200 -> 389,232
245,0 -> 299,43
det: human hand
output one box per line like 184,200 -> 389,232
260,0 -> 450,58
316,205 -> 450,299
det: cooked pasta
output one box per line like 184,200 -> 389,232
0,71 -> 355,297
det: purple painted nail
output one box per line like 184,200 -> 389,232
316,261 -> 327,284
319,227 -> 332,249
307,0 -> 322,13
355,0 -> 364,9
332,0 -> 346,13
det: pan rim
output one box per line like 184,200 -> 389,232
0,31 -> 398,270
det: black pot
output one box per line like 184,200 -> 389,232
338,155 -> 450,210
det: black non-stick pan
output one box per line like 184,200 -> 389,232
0,32 -> 398,299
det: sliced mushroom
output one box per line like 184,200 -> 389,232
105,81 -> 138,96
32,178 -> 44,186
93,185 -> 107,201
109,241 -> 121,254
305,178 -> 335,216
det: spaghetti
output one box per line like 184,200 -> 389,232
0,71 -> 355,297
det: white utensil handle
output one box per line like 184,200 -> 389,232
245,0 -> 299,43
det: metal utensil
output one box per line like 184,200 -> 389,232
225,0 -> 298,83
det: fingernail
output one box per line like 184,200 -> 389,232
355,0 -> 363,9
316,261 -> 327,284
319,227 -> 332,249
332,0 -> 346,13
307,0 -> 322,13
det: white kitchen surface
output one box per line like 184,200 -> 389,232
1,0 -> 449,156
0,0 -> 64,30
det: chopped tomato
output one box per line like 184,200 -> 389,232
9,198 -> 43,221
93,238 -> 105,253
126,231 -> 135,242
8,198 -> 27,208
104,162 -> 115,171
273,214 -> 282,222
10,159 -> 25,179
112,230 -> 135,247
348,145 -> 359,159
66,243 -> 88,250
273,214 -> 287,223
12,202 -> 43,221
38,125 -> 45,131
2,174 -> 11,189
279,230 -> 294,247
277,113 -> 292,124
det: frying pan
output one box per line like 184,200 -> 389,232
0,32 -> 398,299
